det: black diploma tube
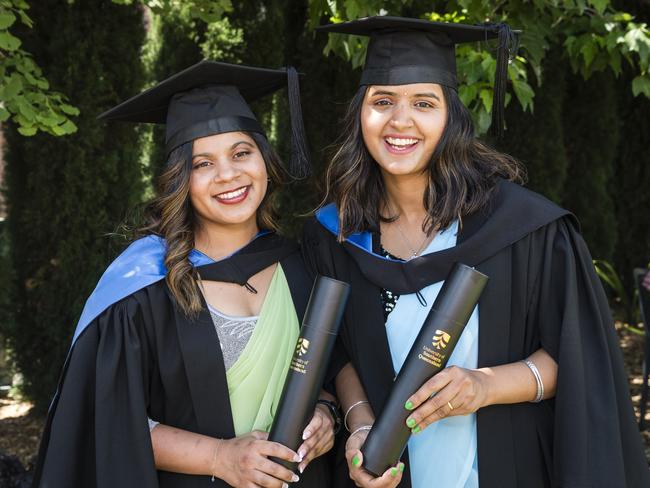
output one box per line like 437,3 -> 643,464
268,275 -> 350,471
361,263 -> 488,476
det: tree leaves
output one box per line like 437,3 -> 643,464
479,89 -> 493,113
590,0 -> 608,15
0,1 -> 78,136
511,78 -> 535,112
16,125 -> 36,136
0,10 -> 16,29
632,75 -> 650,97
0,30 -> 21,50
59,103 -> 80,116
2,73 -> 22,99
117,0 -> 233,23
1,48 -> 79,136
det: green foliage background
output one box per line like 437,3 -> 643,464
0,0 -> 649,410
1,0 -> 146,410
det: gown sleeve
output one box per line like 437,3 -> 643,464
529,217 -> 650,487
33,294 -> 159,488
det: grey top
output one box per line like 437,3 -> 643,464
208,303 -> 259,371
148,304 -> 259,431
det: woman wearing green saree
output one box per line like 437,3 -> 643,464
33,61 -> 336,488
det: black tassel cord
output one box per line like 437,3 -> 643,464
286,66 -> 312,179
488,23 -> 520,138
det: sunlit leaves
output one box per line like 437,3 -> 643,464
200,13 -> 242,59
112,0 -> 232,23
0,0 -> 78,136
0,51 -> 80,136
456,45 -> 534,133
0,0 -> 234,136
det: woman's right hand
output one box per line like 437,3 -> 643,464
345,429 -> 404,487
218,431 -> 301,488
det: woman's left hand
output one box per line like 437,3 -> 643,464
404,366 -> 489,433
296,403 -> 335,473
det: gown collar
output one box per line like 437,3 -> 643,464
315,179 -> 571,294
72,231 -> 295,345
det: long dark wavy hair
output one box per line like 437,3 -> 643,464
139,132 -> 285,317
325,85 -> 525,240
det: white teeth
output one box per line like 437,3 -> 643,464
216,186 -> 247,200
386,137 -> 418,147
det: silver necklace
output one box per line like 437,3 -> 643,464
393,221 -> 430,259
388,206 -> 431,259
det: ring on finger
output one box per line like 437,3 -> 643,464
447,401 -> 454,411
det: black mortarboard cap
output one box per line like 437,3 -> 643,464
98,60 -> 310,178
317,16 -> 519,137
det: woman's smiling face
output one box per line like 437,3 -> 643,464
360,83 -> 447,177
189,131 -> 268,230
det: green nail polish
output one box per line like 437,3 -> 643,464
399,463 -> 405,473
391,467 -> 398,477
411,425 -> 421,434
404,401 -> 414,410
352,455 -> 360,467
406,418 -> 416,428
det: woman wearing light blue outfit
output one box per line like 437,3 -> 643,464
303,15 -> 650,488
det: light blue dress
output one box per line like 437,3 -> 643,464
385,220 -> 479,488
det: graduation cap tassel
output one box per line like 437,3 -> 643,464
286,66 -> 312,179
489,23 -> 518,139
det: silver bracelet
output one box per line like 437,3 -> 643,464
349,425 -> 372,439
344,400 -> 369,432
521,359 -> 544,403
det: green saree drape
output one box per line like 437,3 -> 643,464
226,265 -> 299,435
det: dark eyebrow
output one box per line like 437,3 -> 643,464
230,140 -> 255,150
369,89 -> 441,102
371,90 -> 398,97
413,92 -> 441,101
192,141 -> 254,159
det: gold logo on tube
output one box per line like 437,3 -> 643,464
296,338 -> 310,356
432,330 -> 451,350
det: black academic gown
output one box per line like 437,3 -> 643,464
32,236 -> 330,488
302,179 -> 650,488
